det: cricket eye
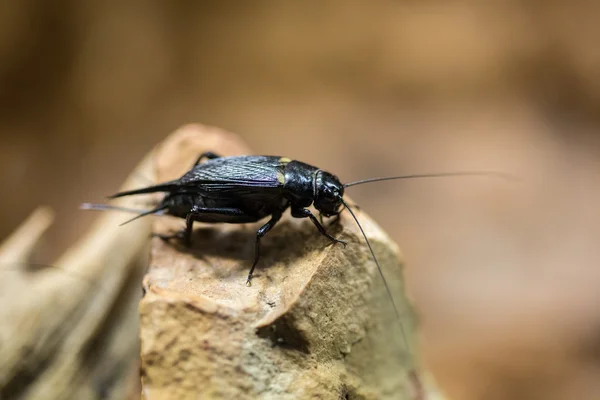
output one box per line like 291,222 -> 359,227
323,188 -> 336,201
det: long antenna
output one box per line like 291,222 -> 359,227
344,171 -> 518,188
341,199 -> 409,351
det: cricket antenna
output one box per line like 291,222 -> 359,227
343,171 -> 518,188
80,203 -> 168,226
340,198 -> 409,351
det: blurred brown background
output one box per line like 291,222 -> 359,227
1,2 -> 600,399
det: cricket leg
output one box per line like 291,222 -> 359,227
246,211 -> 282,286
155,206 -> 248,246
291,206 -> 346,247
192,152 -> 222,167
183,206 -> 252,246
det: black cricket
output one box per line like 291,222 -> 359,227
83,152 -> 511,346
121,153 -> 349,286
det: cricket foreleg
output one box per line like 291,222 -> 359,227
192,151 -> 222,167
291,206 -> 346,247
246,211 -> 282,286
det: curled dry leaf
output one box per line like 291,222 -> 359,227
0,144 -> 156,400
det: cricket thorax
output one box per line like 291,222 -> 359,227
281,160 -> 319,207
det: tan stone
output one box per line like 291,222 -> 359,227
140,124 -> 423,400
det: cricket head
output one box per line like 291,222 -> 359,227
313,170 -> 344,217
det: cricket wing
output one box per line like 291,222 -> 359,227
109,156 -> 284,200
178,156 -> 284,192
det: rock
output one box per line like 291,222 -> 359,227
140,124 -> 423,399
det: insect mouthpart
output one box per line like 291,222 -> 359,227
314,191 -> 344,217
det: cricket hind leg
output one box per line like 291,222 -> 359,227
291,206 -> 346,247
192,151 -> 221,167
246,211 -> 283,286
155,206 -> 251,245
155,204 -> 283,286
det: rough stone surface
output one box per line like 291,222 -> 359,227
140,124 -> 424,400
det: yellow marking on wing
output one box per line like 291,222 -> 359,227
277,157 -> 291,184
277,171 -> 285,184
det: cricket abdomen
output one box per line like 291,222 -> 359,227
163,193 -> 203,219
163,192 -> 286,224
